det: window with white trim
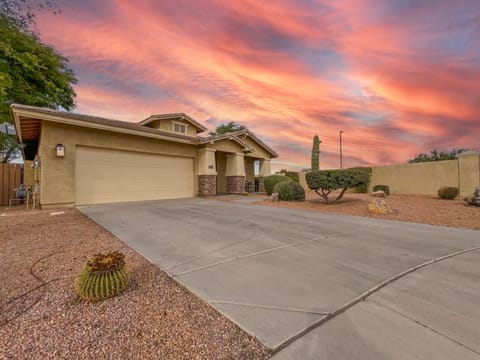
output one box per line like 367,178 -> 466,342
173,122 -> 187,134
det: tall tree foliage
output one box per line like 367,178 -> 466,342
408,149 -> 468,163
0,13 -> 77,161
311,134 -> 320,171
209,121 -> 246,136
0,0 -> 59,31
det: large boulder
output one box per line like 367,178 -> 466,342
368,199 -> 393,214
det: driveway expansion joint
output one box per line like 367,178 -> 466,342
368,298 -> 480,356
208,300 -> 331,315
271,246 -> 480,355
172,230 -> 367,277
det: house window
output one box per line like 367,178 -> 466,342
173,122 -> 187,134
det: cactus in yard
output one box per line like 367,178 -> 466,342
76,251 -> 130,302
311,135 -> 321,171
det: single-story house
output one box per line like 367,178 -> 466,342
10,104 -> 277,208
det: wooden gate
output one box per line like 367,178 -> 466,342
0,163 -> 23,206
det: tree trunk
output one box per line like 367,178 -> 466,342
315,189 -> 330,203
334,187 -> 348,202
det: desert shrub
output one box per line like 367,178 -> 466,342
437,186 -> 459,200
264,175 -> 293,195
76,251 -> 130,302
306,168 -> 370,203
273,180 -> 305,201
464,187 -> 480,206
464,195 -> 479,206
351,167 -> 372,193
284,171 -> 299,183
373,184 -> 390,196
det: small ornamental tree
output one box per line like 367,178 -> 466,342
306,168 -> 370,203
311,135 -> 320,171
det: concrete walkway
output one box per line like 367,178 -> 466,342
79,198 -> 480,359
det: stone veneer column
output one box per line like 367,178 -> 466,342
258,159 -> 271,193
226,153 -> 246,194
226,176 -> 245,194
197,148 -> 217,196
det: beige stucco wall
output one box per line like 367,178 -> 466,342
299,171 -> 308,190
23,160 -> 35,186
209,139 -> 244,154
151,119 -> 198,136
243,137 -> 271,159
197,148 -> 217,176
299,154 -> 480,198
38,122 -> 198,207
369,160 -> 460,196
458,152 -> 480,197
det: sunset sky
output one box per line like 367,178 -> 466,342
35,0 -> 479,171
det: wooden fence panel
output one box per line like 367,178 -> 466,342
0,163 -> 23,206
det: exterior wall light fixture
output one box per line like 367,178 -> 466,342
56,144 -> 65,157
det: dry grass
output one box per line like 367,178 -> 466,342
258,192 -> 480,231
0,207 -> 270,360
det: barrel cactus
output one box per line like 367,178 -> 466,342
76,251 -> 130,302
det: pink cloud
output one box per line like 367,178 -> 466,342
34,0 -> 480,171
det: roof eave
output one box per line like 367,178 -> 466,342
10,105 -> 199,145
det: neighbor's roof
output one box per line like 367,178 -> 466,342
139,113 -> 207,132
199,129 -> 278,158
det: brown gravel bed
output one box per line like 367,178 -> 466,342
0,208 -> 270,360
258,192 -> 480,231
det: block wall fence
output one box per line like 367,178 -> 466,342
298,151 -> 480,198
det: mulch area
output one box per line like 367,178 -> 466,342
258,192 -> 480,231
0,207 -> 270,360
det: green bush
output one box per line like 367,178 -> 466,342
264,175 -> 292,195
306,168 -> 370,203
284,171 -> 299,182
437,186 -> 459,200
273,180 -> 305,201
373,184 -> 390,196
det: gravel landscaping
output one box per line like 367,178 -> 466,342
258,192 -> 480,231
0,208 -> 270,360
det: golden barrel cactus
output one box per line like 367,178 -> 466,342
76,251 -> 130,302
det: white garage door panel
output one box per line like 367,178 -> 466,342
76,147 -> 194,205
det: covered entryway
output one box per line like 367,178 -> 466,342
75,146 -> 194,205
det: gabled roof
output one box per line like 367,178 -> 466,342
199,129 -> 278,158
10,104 -> 278,160
139,113 -> 207,133
10,104 -> 198,144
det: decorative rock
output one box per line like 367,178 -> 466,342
371,190 -> 387,198
474,187 -> 480,198
272,193 -> 279,203
368,199 -> 393,214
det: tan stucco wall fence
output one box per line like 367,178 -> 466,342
298,152 -> 480,198
369,152 -> 480,197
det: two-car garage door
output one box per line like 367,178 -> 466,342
75,146 -> 194,205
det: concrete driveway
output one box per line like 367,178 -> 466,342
79,198 -> 480,359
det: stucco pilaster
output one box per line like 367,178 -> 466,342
259,159 -> 271,177
225,153 -> 246,177
197,148 -> 217,176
